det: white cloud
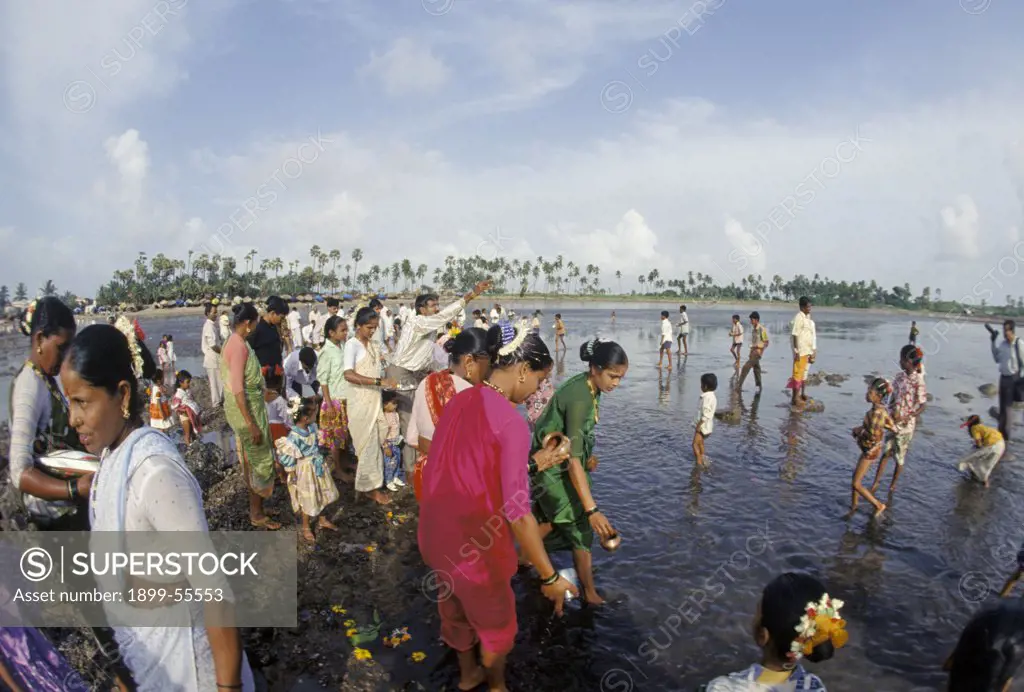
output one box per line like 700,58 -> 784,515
723,216 -> 767,276
359,38 -> 450,96
938,195 -> 981,260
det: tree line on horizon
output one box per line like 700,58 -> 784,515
3,247 -> 1024,317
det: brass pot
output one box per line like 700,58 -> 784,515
542,432 -> 572,458
601,532 -> 622,552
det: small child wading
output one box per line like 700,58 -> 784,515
957,414 -> 1006,487
379,392 -> 406,492
554,313 -> 567,352
693,373 -> 718,467
849,378 -> 895,518
275,398 -> 341,543
729,314 -> 744,364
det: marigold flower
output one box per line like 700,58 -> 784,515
344,619 -> 356,628
411,652 -> 426,663
353,648 -> 372,661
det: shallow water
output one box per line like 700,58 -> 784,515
99,307 -> 1022,690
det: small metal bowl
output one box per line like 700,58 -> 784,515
542,432 -> 572,458
601,532 -> 622,552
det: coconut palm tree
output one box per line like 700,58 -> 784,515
351,248 -> 363,286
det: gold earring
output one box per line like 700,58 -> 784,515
122,402 -> 130,420
36,347 -> 42,355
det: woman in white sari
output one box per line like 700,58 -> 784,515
61,324 -> 255,692
343,307 -> 397,505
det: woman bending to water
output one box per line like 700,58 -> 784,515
62,324 -> 255,691
531,338 -> 629,605
419,322 -> 575,691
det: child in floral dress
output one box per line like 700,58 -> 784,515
148,369 -> 175,431
849,378 -> 895,518
275,398 -> 340,542
871,345 -> 927,495
170,369 -> 202,444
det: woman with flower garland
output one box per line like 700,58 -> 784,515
531,338 -> 629,605
703,573 -> 845,691
870,345 -> 927,496
419,322 -> 575,692
7,297 -> 89,529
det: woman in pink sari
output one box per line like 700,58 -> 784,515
419,321 -> 575,692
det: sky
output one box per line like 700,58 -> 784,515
2,0 -> 1024,301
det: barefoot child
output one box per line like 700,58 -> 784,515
275,397 -> 340,542
676,305 -> 690,356
850,378 -> 895,518
871,345 -> 927,496
729,314 -> 743,364
170,370 -> 203,445
554,313 -> 567,352
957,414 -> 1006,487
264,371 -> 292,483
658,310 -> 673,369
148,369 -> 175,431
702,573 -> 846,691
379,391 -> 406,492
694,373 -> 717,467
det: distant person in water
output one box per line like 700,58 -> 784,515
908,320 -> 919,345
788,297 -> 816,408
677,305 -> 690,356
610,310 -> 616,324
957,414 -> 1005,487
658,310 -> 673,370
553,313 -> 567,352
729,314 -> 744,364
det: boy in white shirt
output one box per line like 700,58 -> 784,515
729,314 -> 744,364
658,310 -> 673,370
694,373 -> 718,467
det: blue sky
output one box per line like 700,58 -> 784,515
1,0 -> 1023,300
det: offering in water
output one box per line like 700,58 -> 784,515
38,450 -> 100,479
558,567 -> 579,601
601,532 -> 622,552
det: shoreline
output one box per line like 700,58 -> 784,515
116,295 -> 1001,324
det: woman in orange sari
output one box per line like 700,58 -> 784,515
407,328 -> 491,500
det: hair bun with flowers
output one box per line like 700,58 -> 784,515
18,298 -> 38,337
497,320 -> 529,357
789,594 -> 848,663
114,315 -> 145,379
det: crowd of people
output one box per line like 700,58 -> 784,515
2,290 -> 1024,690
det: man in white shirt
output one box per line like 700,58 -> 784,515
676,304 -> 690,356
201,303 -> 223,407
287,306 -> 304,349
398,303 -> 410,325
284,346 -> 319,399
388,280 -> 491,473
789,296 -> 817,406
472,310 -> 485,329
489,304 -> 502,323
658,310 -> 673,371
989,319 -> 1023,441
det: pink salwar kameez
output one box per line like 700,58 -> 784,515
417,386 -> 531,655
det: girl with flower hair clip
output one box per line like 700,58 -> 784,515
703,573 -> 845,691
848,377 -> 896,519
275,397 -> 340,543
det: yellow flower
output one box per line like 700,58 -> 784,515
346,628 -> 357,637
411,651 -> 426,663
386,511 -> 394,519
331,605 -> 347,614
365,545 -> 376,553
401,633 -> 411,642
353,648 -> 372,661
344,619 -> 356,628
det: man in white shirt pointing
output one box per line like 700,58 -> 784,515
387,280 -> 491,474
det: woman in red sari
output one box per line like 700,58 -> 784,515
407,328 -> 491,500
419,321 -> 576,692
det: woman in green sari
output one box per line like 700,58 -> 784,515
532,338 -> 628,604
222,302 -> 280,529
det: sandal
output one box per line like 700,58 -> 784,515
318,518 -> 339,532
300,527 -> 316,543
250,517 -> 282,530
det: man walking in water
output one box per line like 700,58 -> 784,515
909,321 -> 919,345
738,311 -> 769,392
388,280 -> 491,474
789,297 -> 817,407
676,304 -> 690,356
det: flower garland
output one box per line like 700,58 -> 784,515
789,593 -> 848,662
497,319 -> 529,357
19,298 -> 38,335
114,316 -> 145,379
